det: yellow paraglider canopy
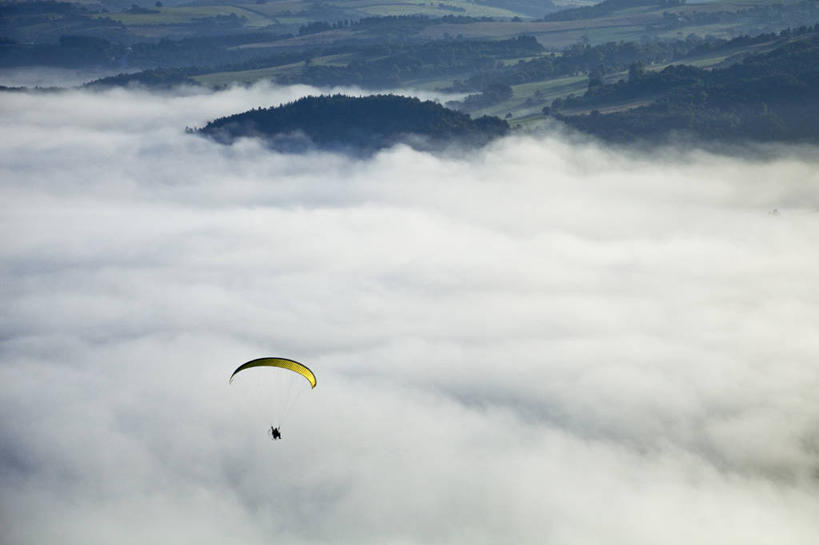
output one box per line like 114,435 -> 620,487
229,357 -> 317,388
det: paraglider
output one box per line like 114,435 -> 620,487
229,357 -> 317,388
229,357 -> 316,440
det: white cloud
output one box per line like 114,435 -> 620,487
1,83 -> 819,545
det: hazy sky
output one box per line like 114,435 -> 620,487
1,82 -> 819,545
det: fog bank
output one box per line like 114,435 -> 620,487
2,83 -> 819,545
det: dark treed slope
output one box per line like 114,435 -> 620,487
277,36 -> 543,88
443,30 -> 799,94
85,67 -> 199,88
197,94 -> 510,153
85,35 -> 543,89
554,26 -> 819,143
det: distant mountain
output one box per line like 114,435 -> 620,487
197,94 -> 510,154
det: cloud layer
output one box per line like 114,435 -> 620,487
2,83 -> 819,545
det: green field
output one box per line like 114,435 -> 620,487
194,62 -> 305,87
87,0 -> 809,53
108,0 -> 534,25
229,1 -> 306,16
355,1 -> 523,18
416,14 -> 665,48
192,52 -> 357,87
467,74 -> 588,119
96,0 -> 534,38
98,6 -> 273,27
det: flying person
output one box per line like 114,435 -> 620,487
229,357 -> 317,441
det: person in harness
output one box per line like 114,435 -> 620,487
270,426 -> 282,440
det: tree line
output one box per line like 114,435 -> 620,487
554,26 -> 819,143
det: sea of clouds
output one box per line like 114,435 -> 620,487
1,81 -> 819,545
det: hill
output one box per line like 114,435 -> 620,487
553,26 -> 819,143
196,94 -> 510,153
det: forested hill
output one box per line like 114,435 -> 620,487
197,94 -> 510,153
556,27 -> 819,143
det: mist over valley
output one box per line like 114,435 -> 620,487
2,82 -> 819,544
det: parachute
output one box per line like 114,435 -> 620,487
229,357 -> 317,388
229,357 -> 316,434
